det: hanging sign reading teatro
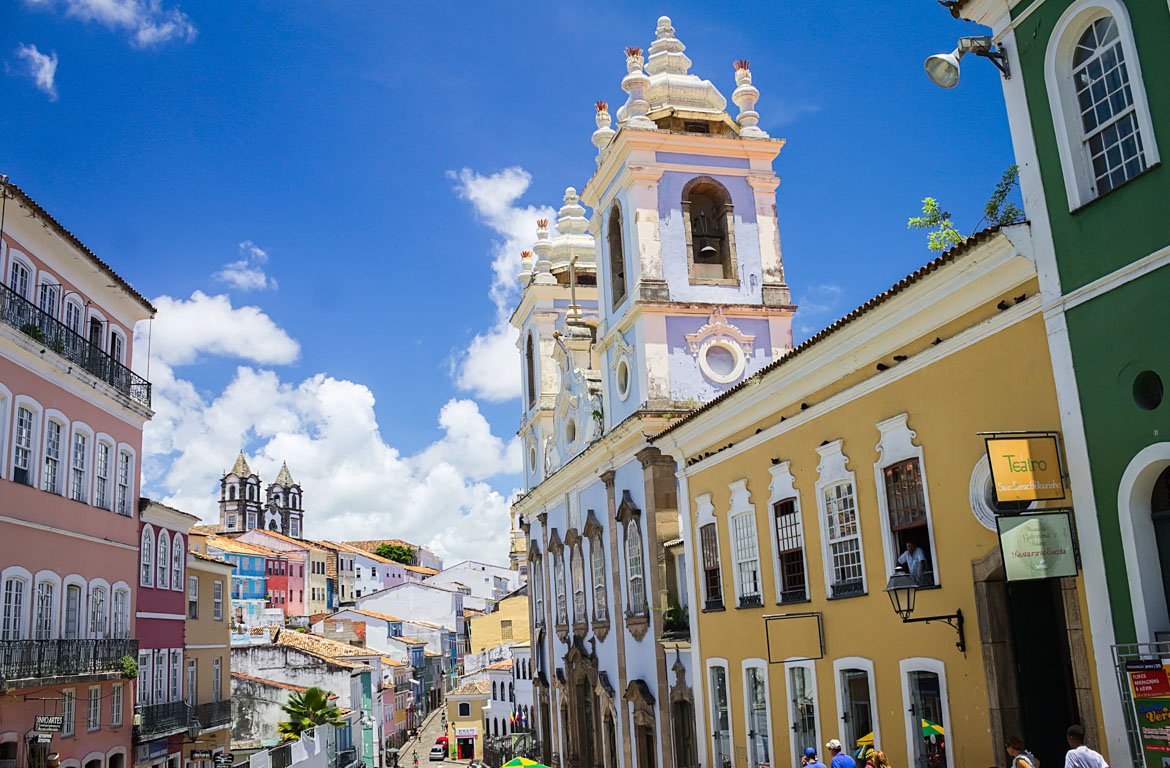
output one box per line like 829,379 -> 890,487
985,435 -> 1066,503
996,511 -> 1077,581
1124,659 -> 1170,763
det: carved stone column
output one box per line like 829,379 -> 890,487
600,470 -> 632,768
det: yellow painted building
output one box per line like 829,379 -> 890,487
444,679 -> 489,760
184,551 -> 235,768
468,592 -> 530,655
652,227 -> 1105,768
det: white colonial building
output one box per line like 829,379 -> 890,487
515,16 -> 796,768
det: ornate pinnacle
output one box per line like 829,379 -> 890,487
734,58 -> 751,71
624,46 -> 642,58
595,100 -> 608,113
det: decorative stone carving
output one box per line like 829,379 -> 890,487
732,60 -> 768,138
532,217 -> 556,286
592,101 -> 616,165
619,47 -> 656,131
686,307 -> 755,384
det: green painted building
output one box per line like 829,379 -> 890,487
946,0 -> 1170,764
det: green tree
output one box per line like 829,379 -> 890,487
276,686 -> 346,742
908,165 -> 1024,252
373,543 -> 415,565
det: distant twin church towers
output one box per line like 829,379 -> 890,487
217,451 -> 306,539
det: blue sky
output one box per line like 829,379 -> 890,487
1,1 -> 1012,562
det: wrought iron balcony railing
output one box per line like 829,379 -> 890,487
0,638 -> 136,682
0,281 -> 151,407
135,700 -> 191,741
830,579 -> 866,599
195,699 -> 232,728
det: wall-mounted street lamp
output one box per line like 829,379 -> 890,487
925,35 -> 1010,88
884,566 -> 966,652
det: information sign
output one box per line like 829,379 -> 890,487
1125,659 -> 1170,764
33,716 -> 63,733
996,511 -> 1077,581
985,435 -> 1066,502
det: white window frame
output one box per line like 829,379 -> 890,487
140,524 -> 154,588
1045,0 -> 1159,210
172,534 -> 185,590
833,657 -> 879,757
589,534 -> 607,622
899,658 -> 954,768
170,649 -> 182,702
570,544 -> 586,624
727,479 -> 761,607
625,519 -> 647,616
156,530 -> 171,590
137,652 -> 151,705
1,568 -> 31,641
213,580 -> 223,621
112,587 -> 130,639
115,448 -> 133,516
873,414 -> 940,585
88,582 -> 109,639
111,682 -> 124,727
153,649 -> 167,704
42,413 -> 67,495
8,252 -> 33,299
36,277 -> 59,318
553,549 -> 567,626
61,688 -> 76,737
94,437 -> 114,510
186,659 -> 197,706
815,440 -> 867,598
212,657 -> 222,701
188,576 -> 199,619
12,397 -> 42,488
706,658 -> 735,768
0,384 -> 11,481
87,685 -> 101,731
783,658 -> 821,768
68,423 -> 93,504
33,574 -> 59,640
741,658 -> 774,768
63,579 -> 85,639
64,299 -> 83,335
109,328 -> 127,365
767,462 -> 808,604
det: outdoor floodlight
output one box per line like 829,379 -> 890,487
925,35 -> 1010,88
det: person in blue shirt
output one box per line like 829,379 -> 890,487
803,747 -> 827,768
826,739 -> 853,768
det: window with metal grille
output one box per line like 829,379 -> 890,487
1073,15 -> 1146,197
700,523 -> 723,609
774,499 -> 807,603
731,513 -> 761,607
823,481 -> 864,597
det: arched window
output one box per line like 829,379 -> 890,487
682,177 -> 737,283
33,579 -> 55,640
156,531 -> 170,590
1,574 -> 29,640
553,552 -> 567,627
112,589 -> 130,638
626,522 -> 646,615
590,535 -> 608,622
525,334 -> 537,410
492,681 -> 497,700
140,525 -> 154,587
1048,2 -> 1157,208
89,586 -> 108,638
607,204 -> 627,308
571,545 -> 586,624
228,485 -> 236,501
172,534 -> 185,590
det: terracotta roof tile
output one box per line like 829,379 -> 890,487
404,565 -> 438,575
190,524 -> 222,536
390,636 -> 427,645
190,551 -> 233,567
231,672 -> 337,697
486,661 -> 514,671
247,530 -> 325,551
326,541 -> 399,565
345,609 -> 403,623
273,628 -> 381,667
450,679 -> 490,696
208,536 -> 282,557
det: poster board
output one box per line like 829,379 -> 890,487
1124,659 -> 1170,765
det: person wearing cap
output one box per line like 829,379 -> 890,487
803,747 -> 827,768
826,739 -> 852,768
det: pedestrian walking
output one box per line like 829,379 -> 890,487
1064,725 -> 1108,768
867,751 -> 890,768
1005,736 -> 1039,768
826,739 -> 853,768
802,747 -> 827,768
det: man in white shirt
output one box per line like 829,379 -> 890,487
1064,725 -> 1109,768
897,541 -> 927,579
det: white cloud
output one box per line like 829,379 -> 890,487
24,0 -> 196,47
793,283 -> 844,339
215,240 -> 277,292
15,44 -> 58,101
448,167 -> 555,402
134,294 -> 521,564
144,291 -> 299,367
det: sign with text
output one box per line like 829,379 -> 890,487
191,750 -> 213,759
986,435 -> 1065,502
454,727 -> 478,738
1125,659 -> 1170,764
33,716 -> 63,733
997,511 -> 1077,581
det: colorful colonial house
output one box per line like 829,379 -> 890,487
941,1 -> 1170,763
0,179 -> 152,768
181,551 -> 233,768
514,16 -> 796,768
202,536 -> 279,638
653,226 -> 1107,767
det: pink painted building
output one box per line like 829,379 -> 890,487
0,180 -> 154,768
133,501 -> 197,768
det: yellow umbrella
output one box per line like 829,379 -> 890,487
501,760 -> 548,768
856,732 -> 875,746
922,719 -> 945,737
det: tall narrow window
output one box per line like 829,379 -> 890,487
839,667 -> 875,754
884,459 -> 933,585
774,499 -> 807,603
213,580 -> 223,621
172,534 -> 184,590
188,576 -> 199,619
156,531 -> 171,590
34,581 -> 54,640
2,578 -> 26,640
154,651 -> 167,704
69,431 -> 88,503
9,261 -> 30,298
116,451 -> 132,515
94,442 -> 111,510
140,526 -> 154,587
607,204 -> 626,307
1072,15 -> 1146,197
170,649 -> 182,701
111,683 -> 124,727
626,523 -> 646,615
788,666 -> 817,768
61,689 -> 76,737
87,686 -> 101,731
136,653 -> 150,705
212,657 -> 222,701
38,282 -> 58,319
110,332 -> 124,364
186,660 -> 197,706
745,667 -> 771,768
64,301 -> 82,334
907,669 -> 945,768
532,556 -> 545,628
13,406 -> 35,486
112,590 -> 129,638
683,177 -> 737,283
590,537 -> 608,621
89,587 -> 107,638
731,513 -> 761,607
709,665 -> 731,768
824,482 -> 864,598
701,523 -> 724,610
526,334 -> 537,410
43,420 -> 63,494
571,546 -> 586,624
553,553 -> 567,626
64,584 -> 81,639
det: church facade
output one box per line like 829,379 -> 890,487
218,451 -> 306,539
514,17 -> 795,768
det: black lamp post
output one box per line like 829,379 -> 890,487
884,566 -> 966,652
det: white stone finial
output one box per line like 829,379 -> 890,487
591,101 -> 616,165
557,187 -> 588,236
732,59 -> 768,138
532,218 -> 555,285
646,15 -> 692,76
620,46 -> 657,131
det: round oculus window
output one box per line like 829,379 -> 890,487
698,340 -> 746,384
528,445 -> 538,471
616,359 -> 631,401
1134,370 -> 1164,411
